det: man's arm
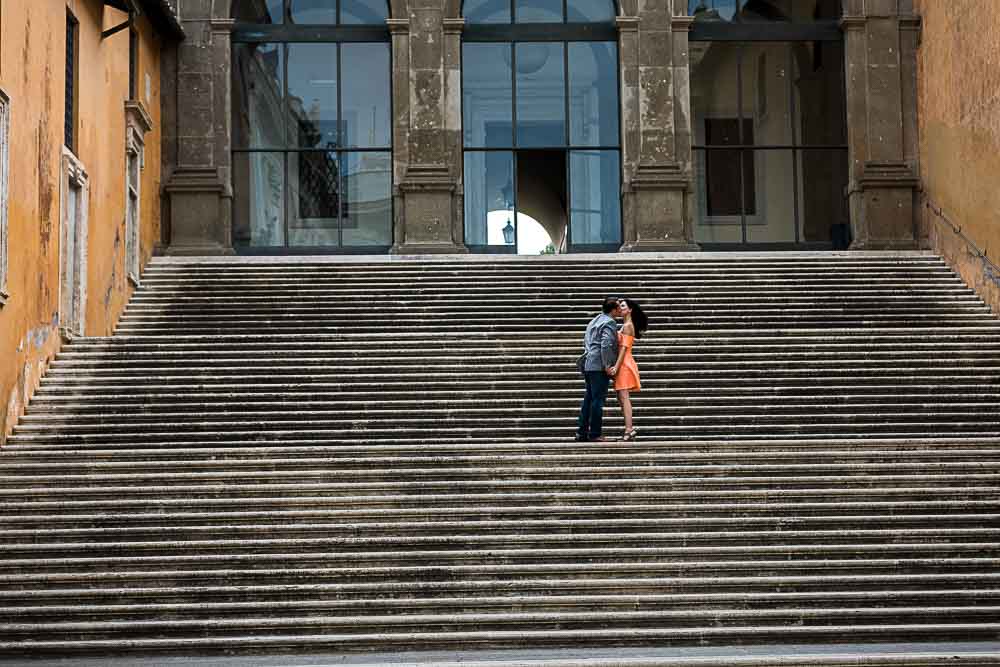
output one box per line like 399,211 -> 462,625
599,320 -> 618,371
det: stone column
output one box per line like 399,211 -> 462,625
390,3 -> 467,253
162,1 -> 234,255
842,0 -> 920,250
620,0 -> 699,252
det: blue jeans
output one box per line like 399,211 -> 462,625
577,370 -> 611,440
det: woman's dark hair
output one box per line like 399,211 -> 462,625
623,298 -> 648,338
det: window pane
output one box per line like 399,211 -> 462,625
463,0 -> 510,23
703,119 -> 755,216
233,43 -> 285,148
800,148 -> 849,246
566,0 -> 615,22
515,0 -> 562,22
341,43 -> 391,148
569,150 -> 620,246
287,43 -> 339,149
290,0 -> 336,24
690,0 -> 737,21
287,150 -> 341,246
463,44 -> 513,148
515,43 -> 565,147
568,42 -> 618,147
746,149 -> 795,244
235,0 -> 283,22
341,0 -> 389,23
463,151 -> 515,248
233,152 -> 286,247
342,152 -> 392,246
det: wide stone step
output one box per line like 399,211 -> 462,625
7,589 -> 1000,625
2,516 -> 998,546
2,498 -> 997,524
3,476 -> 999,501
5,623 -> 1000,657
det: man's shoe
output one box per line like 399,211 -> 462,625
588,436 -> 608,442
574,434 -> 588,442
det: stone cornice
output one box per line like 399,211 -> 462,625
124,100 -> 154,136
671,15 -> 695,32
615,16 -> 640,32
630,163 -> 691,191
209,18 -> 235,33
860,161 -> 919,189
839,15 -> 866,31
387,18 -> 410,34
442,17 -> 465,34
399,164 -> 456,193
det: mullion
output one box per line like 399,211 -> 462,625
337,42 -> 343,244
787,43 -> 800,245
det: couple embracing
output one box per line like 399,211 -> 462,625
576,296 -> 648,443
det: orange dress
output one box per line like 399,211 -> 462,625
614,333 -> 641,392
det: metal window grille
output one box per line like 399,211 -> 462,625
65,13 -> 76,150
0,89 -> 9,300
129,29 -> 138,100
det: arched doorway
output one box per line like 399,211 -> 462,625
230,0 -> 393,252
689,0 -> 849,249
461,0 -> 622,254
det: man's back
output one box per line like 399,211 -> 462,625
583,313 -> 618,372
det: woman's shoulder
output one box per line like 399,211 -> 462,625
622,322 -> 635,336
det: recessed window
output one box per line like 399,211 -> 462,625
65,11 -> 78,152
0,88 -> 10,305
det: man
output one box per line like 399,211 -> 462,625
576,297 -> 622,442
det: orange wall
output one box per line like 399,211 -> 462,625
915,0 -> 1000,263
0,1 -> 165,440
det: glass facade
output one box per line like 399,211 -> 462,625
231,0 -> 392,251
690,0 -> 848,248
462,0 -> 621,253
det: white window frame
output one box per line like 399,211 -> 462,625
124,101 -> 152,287
0,87 -> 10,307
60,148 -> 89,339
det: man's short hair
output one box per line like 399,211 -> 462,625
602,297 -> 620,314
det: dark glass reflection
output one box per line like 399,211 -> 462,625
463,0 -> 511,23
233,152 -> 286,247
232,42 -> 285,148
463,151 -> 515,248
343,151 -> 392,246
566,0 -> 615,22
291,0 -> 337,24
463,43 -> 514,148
570,149 -> 620,246
287,43 -> 339,148
515,0 -> 562,22
341,43 -> 391,148
515,42 -> 566,148
569,41 -> 619,146
341,0 -> 390,23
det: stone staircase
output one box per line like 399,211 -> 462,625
2,252 -> 1000,660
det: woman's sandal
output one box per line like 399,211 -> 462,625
621,427 -> 638,442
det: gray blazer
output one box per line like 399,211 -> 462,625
581,313 -> 619,372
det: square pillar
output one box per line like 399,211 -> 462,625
842,1 -> 921,250
620,2 -> 699,251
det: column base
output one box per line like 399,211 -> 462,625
163,167 -> 233,255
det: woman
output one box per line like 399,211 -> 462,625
610,298 -> 647,441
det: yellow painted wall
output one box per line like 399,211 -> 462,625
915,0 -> 1000,263
0,1 -> 165,440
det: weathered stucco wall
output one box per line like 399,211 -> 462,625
0,1 -> 164,440
915,0 -> 1000,311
